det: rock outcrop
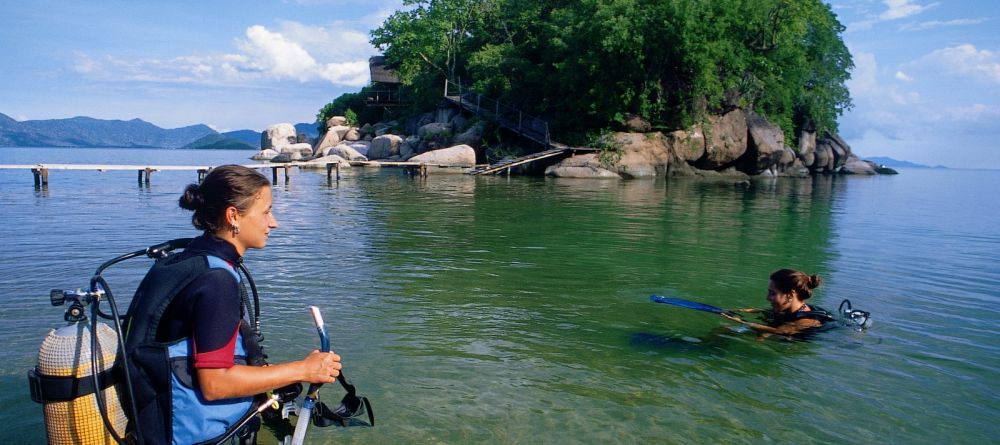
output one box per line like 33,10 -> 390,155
261,124 -> 297,151
544,153 -> 620,178
408,144 -> 476,166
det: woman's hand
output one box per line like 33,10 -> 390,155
721,312 -> 746,323
300,349 -> 342,384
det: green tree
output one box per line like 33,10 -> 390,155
367,0 -> 853,143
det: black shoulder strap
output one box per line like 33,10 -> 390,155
123,253 -> 209,347
794,305 -> 837,323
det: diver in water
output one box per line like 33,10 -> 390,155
722,268 -> 837,337
123,165 -> 343,444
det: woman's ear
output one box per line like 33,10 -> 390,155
225,205 -> 240,226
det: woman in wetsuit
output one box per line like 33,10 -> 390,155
723,268 -> 836,337
125,165 -> 343,444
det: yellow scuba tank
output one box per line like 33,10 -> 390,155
31,320 -> 127,444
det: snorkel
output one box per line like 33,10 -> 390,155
290,306 -> 329,445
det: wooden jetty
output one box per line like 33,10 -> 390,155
0,160 -> 475,187
466,146 -> 599,176
442,80 -> 599,175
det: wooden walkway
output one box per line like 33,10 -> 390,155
442,80 -> 599,176
0,160 -> 474,187
466,147 -> 598,175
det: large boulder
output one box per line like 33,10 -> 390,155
452,121 -> 485,148
278,144 -> 313,161
668,127 -> 706,163
544,153 -> 621,178
609,132 -> 672,178
436,107 -> 459,124
821,131 -> 852,170
697,110 -> 748,170
813,139 -> 836,172
624,114 -> 652,133
261,124 -> 297,151
300,154 -> 350,169
342,141 -> 369,156
343,127 -> 361,141
798,130 -> 817,167
839,155 -> 878,175
418,122 -> 453,143
326,116 -> 349,127
400,136 -> 420,159
314,125 -> 352,152
368,134 -> 403,160
325,143 -> 368,161
250,149 -> 279,161
408,144 -> 476,166
741,111 -> 786,174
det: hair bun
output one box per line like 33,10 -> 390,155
808,274 -> 823,289
178,183 -> 204,211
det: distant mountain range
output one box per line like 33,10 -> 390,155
0,112 -> 319,150
864,156 -> 947,169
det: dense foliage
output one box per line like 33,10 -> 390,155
369,0 -> 853,143
315,86 -> 386,132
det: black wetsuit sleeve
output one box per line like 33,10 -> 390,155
186,268 -> 243,369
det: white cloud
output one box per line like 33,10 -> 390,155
911,44 -> 1000,84
848,51 -> 920,105
895,70 -> 913,82
72,22 -> 374,88
238,25 -> 320,81
899,18 -> 988,31
880,0 -> 938,20
847,0 -> 938,31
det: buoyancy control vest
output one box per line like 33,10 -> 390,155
766,304 -> 837,328
122,250 -> 264,445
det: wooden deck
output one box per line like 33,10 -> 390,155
467,147 -> 598,175
0,160 -> 475,186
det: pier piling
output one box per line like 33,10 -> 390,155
326,162 -> 340,182
31,168 -> 49,187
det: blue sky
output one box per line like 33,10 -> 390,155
1,1 -> 998,168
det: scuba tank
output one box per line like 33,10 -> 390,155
26,239 -> 193,445
28,290 -> 127,444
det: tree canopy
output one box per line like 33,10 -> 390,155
369,0 -> 853,143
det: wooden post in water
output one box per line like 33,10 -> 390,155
325,162 -> 340,182
31,168 -> 49,187
283,164 -> 291,184
271,166 -> 279,184
139,167 -> 154,185
197,169 -> 208,183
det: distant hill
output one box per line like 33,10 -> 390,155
0,112 -> 215,148
294,123 -> 319,140
0,112 -> 322,149
221,130 -> 262,147
182,134 -> 256,150
222,123 -> 319,149
865,156 -> 947,169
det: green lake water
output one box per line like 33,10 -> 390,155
0,148 -> 997,444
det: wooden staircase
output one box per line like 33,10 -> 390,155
444,81 -> 595,175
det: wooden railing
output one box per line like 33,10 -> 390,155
444,80 -> 551,149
